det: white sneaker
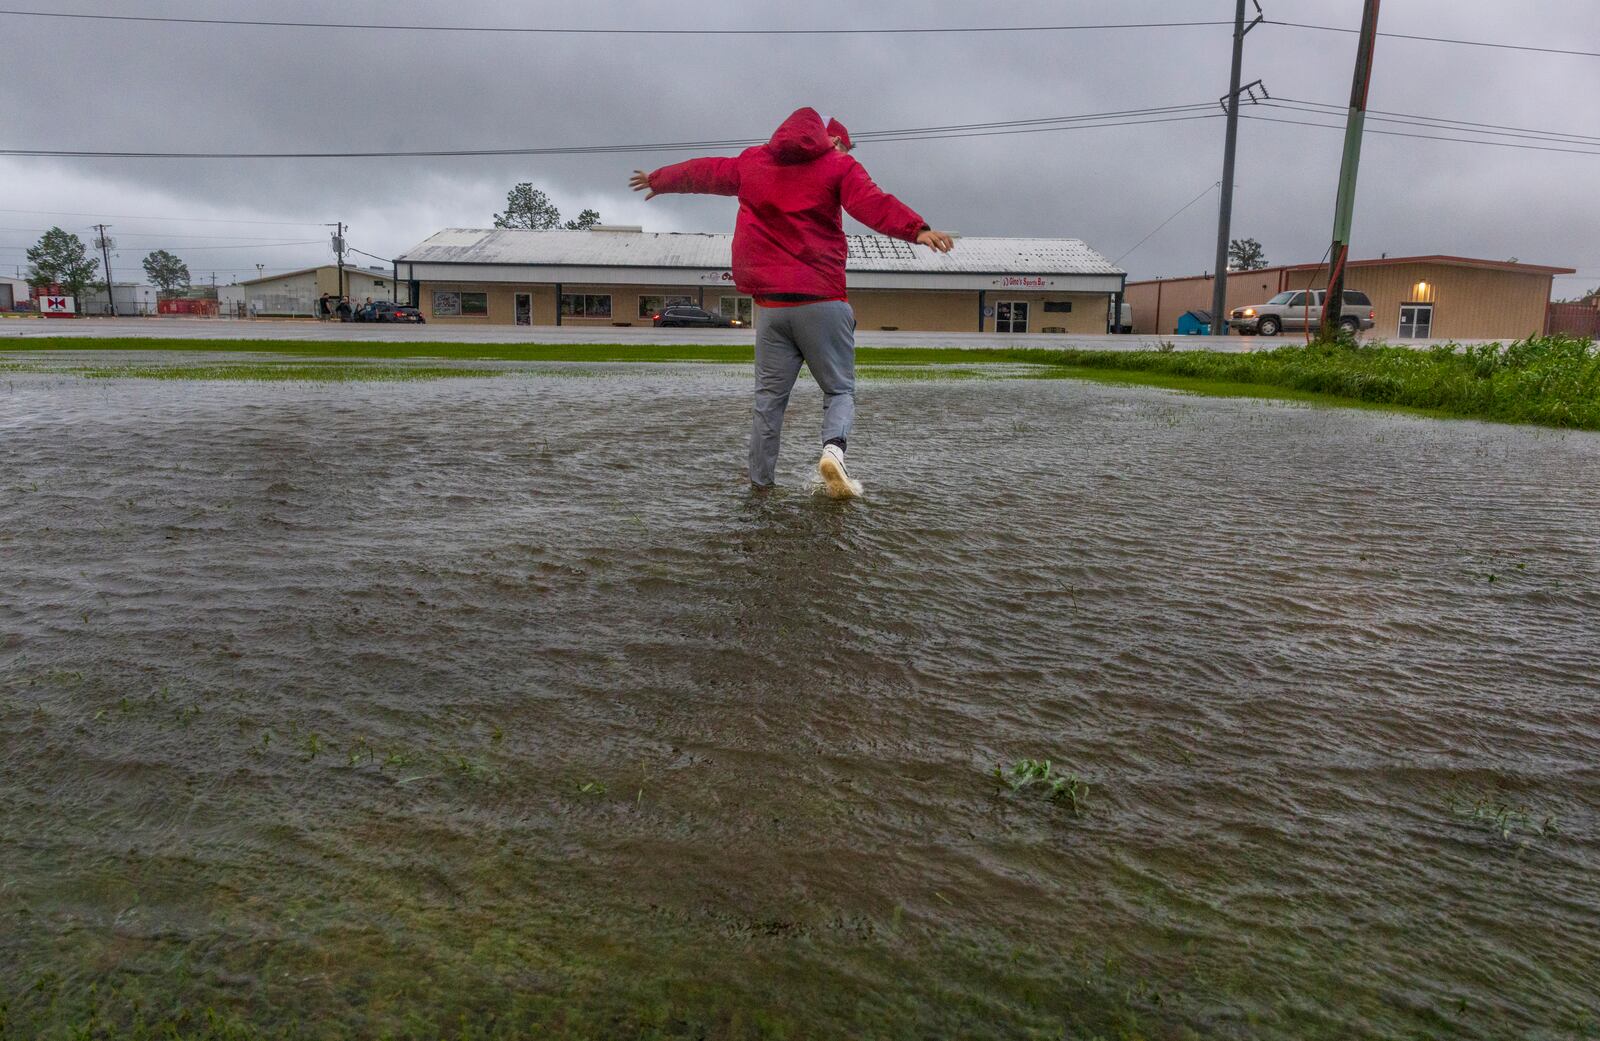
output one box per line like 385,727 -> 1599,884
818,444 -> 863,499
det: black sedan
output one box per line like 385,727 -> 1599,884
652,304 -> 741,328
354,302 -> 426,323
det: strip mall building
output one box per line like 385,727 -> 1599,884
1126,256 -> 1574,340
393,227 -> 1127,333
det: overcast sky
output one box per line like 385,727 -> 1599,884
1,0 -> 1596,294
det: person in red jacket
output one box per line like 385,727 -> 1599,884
631,107 -> 954,496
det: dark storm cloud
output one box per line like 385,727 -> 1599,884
1,0 -> 1595,292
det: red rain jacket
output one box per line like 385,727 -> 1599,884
648,107 -> 927,300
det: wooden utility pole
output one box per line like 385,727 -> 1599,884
1321,0 -> 1381,336
333,222 -> 347,301
93,224 -> 114,315
1209,0 -> 1262,335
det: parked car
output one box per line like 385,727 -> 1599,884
1229,289 -> 1374,335
354,301 -> 426,324
652,304 -> 740,328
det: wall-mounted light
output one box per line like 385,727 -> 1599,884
1412,280 -> 1434,302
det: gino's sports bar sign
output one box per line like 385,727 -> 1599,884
991,276 -> 1058,289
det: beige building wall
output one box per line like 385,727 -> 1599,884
417,279 -> 1117,334
1288,263 -> 1553,340
1128,263 -> 1557,339
977,291 -> 1113,334
850,290 -> 978,332
1125,270 -> 1289,336
312,266 -> 396,302
419,282 -> 749,327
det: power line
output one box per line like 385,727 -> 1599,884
1241,114 -> 1600,157
0,103 -> 1227,159
7,7 -> 1588,60
1269,20 -> 1600,60
0,224 -> 346,241
0,206 -> 325,226
859,113 -> 1221,145
0,9 -> 1232,35
1112,181 -> 1220,264
0,239 -> 326,252
1269,98 -> 1600,146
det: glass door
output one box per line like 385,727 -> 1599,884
514,293 -> 532,326
1398,303 -> 1433,338
995,300 -> 1029,333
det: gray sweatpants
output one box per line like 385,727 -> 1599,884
749,300 -> 856,486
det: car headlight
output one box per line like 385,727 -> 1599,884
1243,308 -> 1256,317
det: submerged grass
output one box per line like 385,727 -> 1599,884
5,334 -> 1598,429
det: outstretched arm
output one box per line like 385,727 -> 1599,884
839,161 -> 955,253
631,156 -> 741,200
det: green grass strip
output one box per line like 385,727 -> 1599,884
5,334 -> 1597,430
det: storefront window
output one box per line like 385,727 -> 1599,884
560,294 -> 612,318
720,295 -> 754,325
639,294 -> 693,318
432,290 -> 487,317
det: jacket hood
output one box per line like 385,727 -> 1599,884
766,107 -> 835,164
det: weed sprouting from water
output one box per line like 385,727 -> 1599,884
995,759 -> 1091,817
345,736 -> 375,768
1450,791 -> 1558,843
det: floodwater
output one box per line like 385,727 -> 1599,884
2,362 -> 1598,1039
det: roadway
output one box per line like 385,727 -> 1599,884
0,317 -> 1344,353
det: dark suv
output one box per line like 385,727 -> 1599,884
355,301 -> 426,324
652,305 -> 741,328
1229,290 -> 1374,335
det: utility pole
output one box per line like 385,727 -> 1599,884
331,222 -> 347,301
93,223 -> 114,316
1321,0 -> 1381,337
1209,0 -> 1261,335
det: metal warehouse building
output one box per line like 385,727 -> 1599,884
1126,255 -> 1575,340
219,264 -> 398,318
393,227 -> 1127,333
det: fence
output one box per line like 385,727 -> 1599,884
157,298 -> 219,317
1547,303 -> 1600,339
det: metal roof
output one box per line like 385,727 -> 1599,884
396,228 -> 1122,276
1128,255 -> 1576,286
231,264 -> 392,286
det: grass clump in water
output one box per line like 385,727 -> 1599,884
995,758 -> 1091,816
1449,790 -> 1559,843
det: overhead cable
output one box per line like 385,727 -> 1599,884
0,9 -> 1233,35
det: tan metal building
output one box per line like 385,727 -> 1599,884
393,227 -> 1127,333
1126,256 -> 1574,340
218,264 -> 398,318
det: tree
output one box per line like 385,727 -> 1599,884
563,208 -> 602,230
493,183 -> 563,229
26,227 -> 99,312
1227,237 -> 1268,271
142,249 -> 191,296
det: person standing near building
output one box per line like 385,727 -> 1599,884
630,107 -> 953,497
